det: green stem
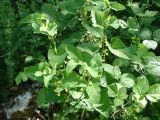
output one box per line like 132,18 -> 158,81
80,109 -> 85,120
101,29 -> 107,62
53,41 -> 57,54
50,36 -> 57,54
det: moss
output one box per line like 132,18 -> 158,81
11,109 -> 34,120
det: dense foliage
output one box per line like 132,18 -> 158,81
1,0 -> 160,119
0,0 -> 48,101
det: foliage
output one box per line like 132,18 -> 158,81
1,0 -> 160,119
0,0 -> 48,101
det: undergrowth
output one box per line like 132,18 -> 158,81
1,0 -> 160,119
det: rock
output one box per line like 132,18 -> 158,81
4,92 -> 32,119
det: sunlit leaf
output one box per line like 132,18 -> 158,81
109,2 -> 125,11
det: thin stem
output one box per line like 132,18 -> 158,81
80,109 -> 85,120
50,36 -> 57,54
53,41 -> 57,54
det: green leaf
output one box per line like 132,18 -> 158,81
133,76 -> 149,95
140,28 -> 152,40
15,62 -> 50,84
66,45 -> 82,61
153,0 -> 160,7
58,0 -> 85,15
66,45 -> 92,63
62,31 -> 83,45
37,87 -> 64,107
91,11 -> 105,28
24,56 -> 34,63
86,83 -> 101,105
86,53 -> 103,78
113,58 -> 130,67
143,40 -> 158,50
145,56 -> 160,77
110,19 -> 128,29
85,0 -> 106,11
103,64 -> 121,80
20,13 -> 47,24
83,23 -> 103,38
153,29 -> 160,42
90,53 -> 102,66
94,87 -> 111,118
108,83 -> 127,98
146,84 -> 160,102
24,65 -> 39,77
41,3 -> 58,20
100,75 -> 107,87
15,72 -> 28,85
114,97 -> 124,107
137,10 -> 158,17
32,20 -> 57,37
111,37 -> 126,49
108,83 -> 127,106
47,21 -> 58,37
107,83 -> 118,98
69,90 -> 84,99
85,83 -> 110,118
127,17 -> 139,32
117,86 -> 128,100
48,47 -> 66,71
61,72 -> 87,89
129,3 -> 145,15
107,15 -> 117,25
120,73 -> 135,88
83,65 -> 100,78
147,84 -> 160,94
66,59 -> 78,74
132,94 -> 147,108
35,71 -> 43,77
109,2 -> 125,11
21,12 -> 57,37
44,74 -> 54,87
105,40 -> 131,60
66,46 -> 102,78
77,43 -> 99,53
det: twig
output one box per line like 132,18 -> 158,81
80,109 -> 85,120
35,110 -> 45,120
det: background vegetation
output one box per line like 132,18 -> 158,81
1,0 -> 160,119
